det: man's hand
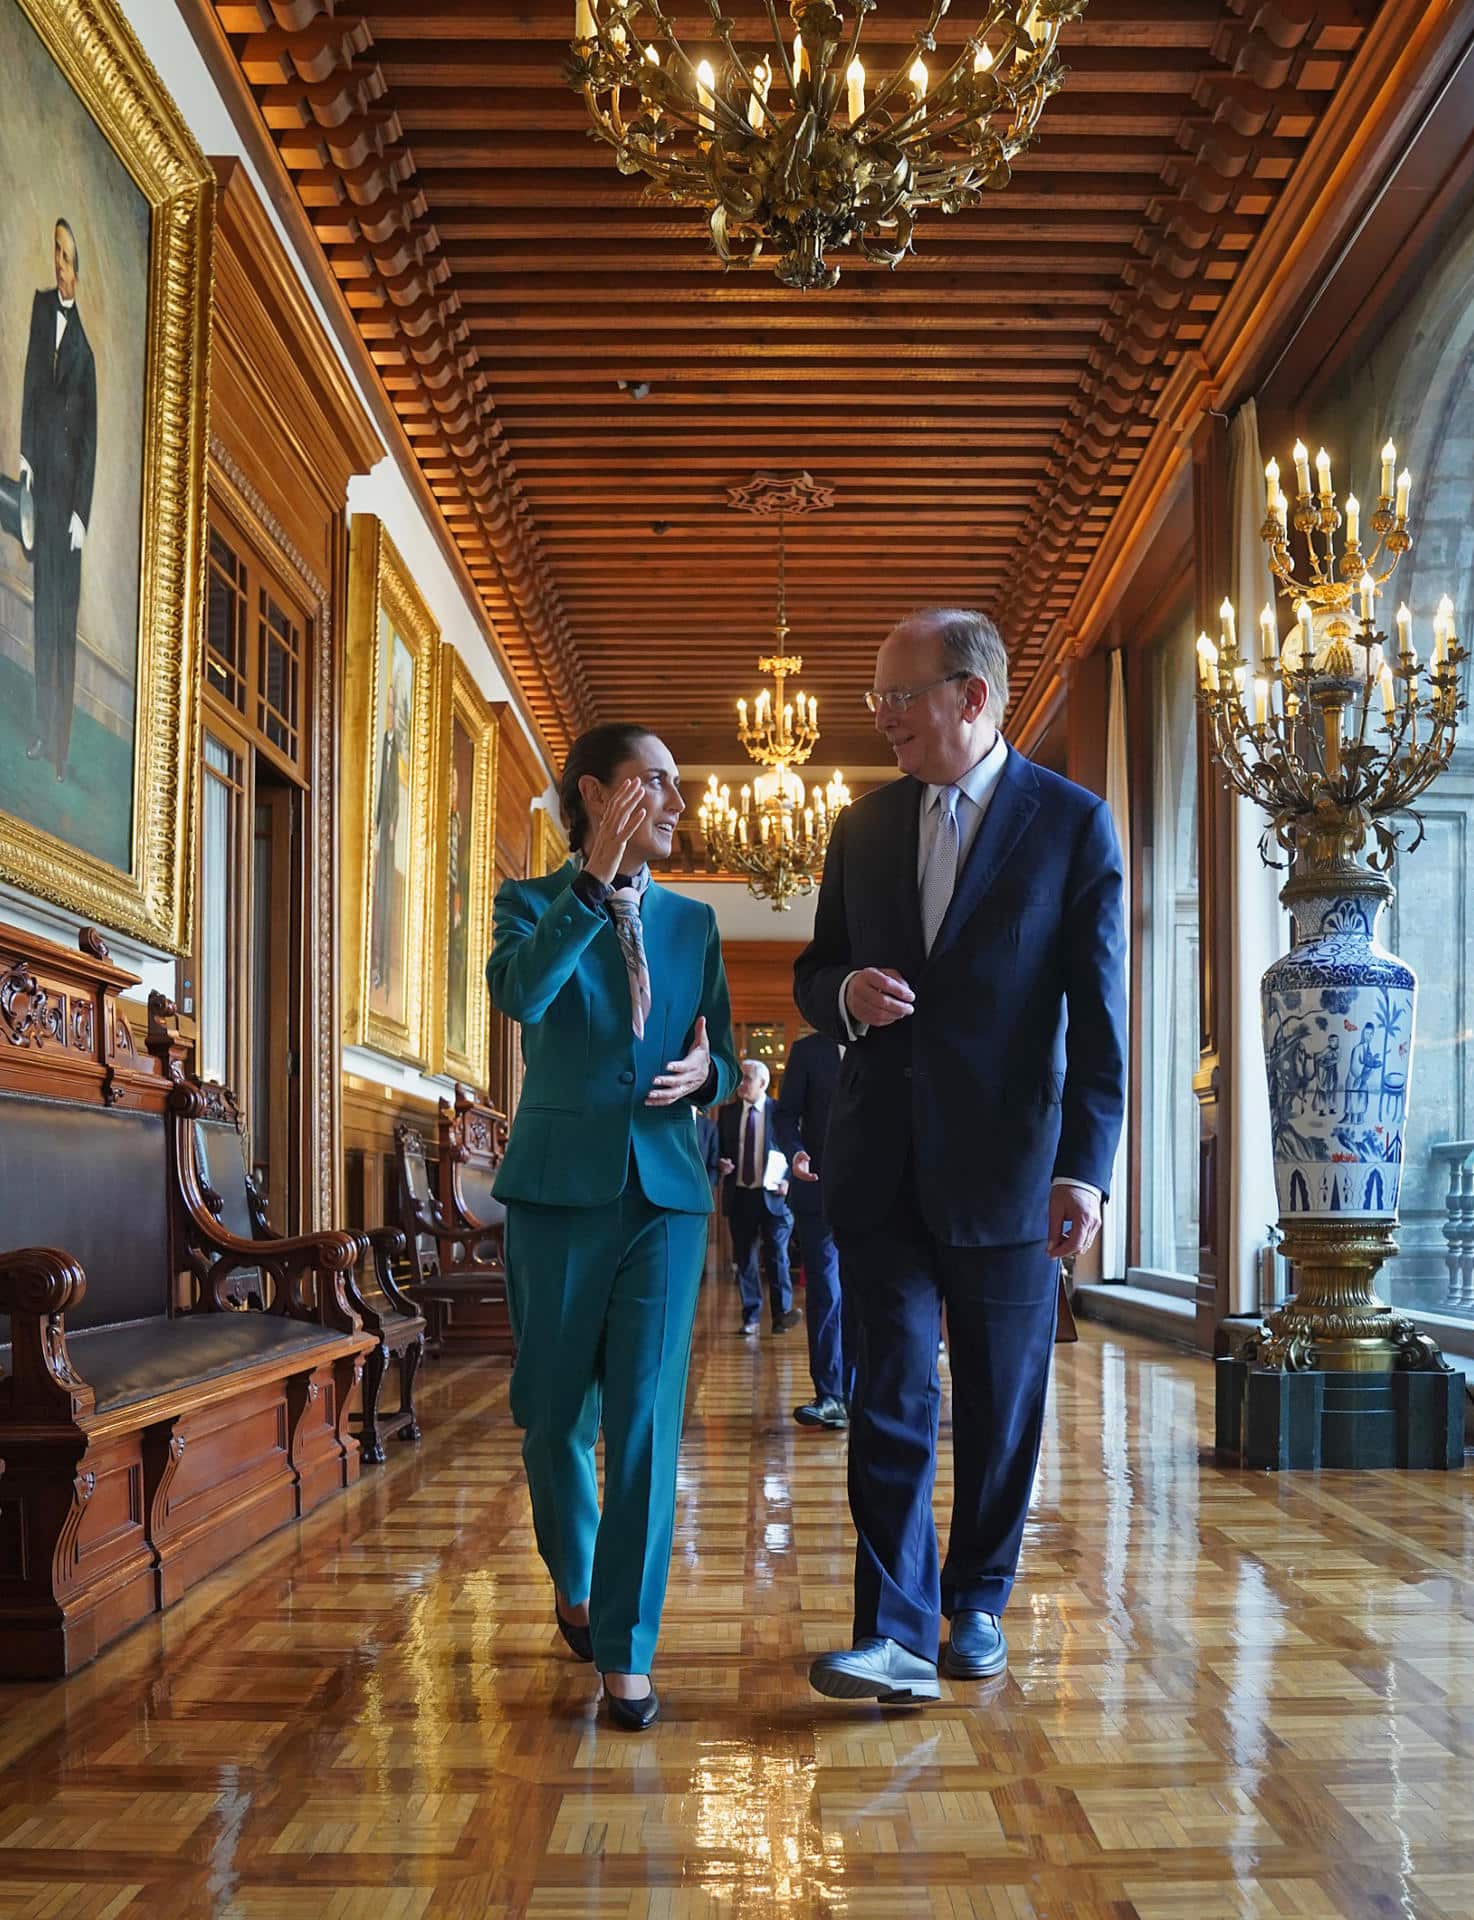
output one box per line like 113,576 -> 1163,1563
1046,1182 -> 1102,1258
717,1156 -> 735,1176
791,1149 -> 818,1182
844,968 -> 915,1028
646,1015 -> 710,1106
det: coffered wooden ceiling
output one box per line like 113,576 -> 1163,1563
206,0 -> 1373,773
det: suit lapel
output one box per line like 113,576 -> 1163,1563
930,750 -> 1040,959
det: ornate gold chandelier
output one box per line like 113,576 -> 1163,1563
568,0 -> 1086,290
699,477 -> 850,907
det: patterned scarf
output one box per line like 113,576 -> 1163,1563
605,865 -> 652,1039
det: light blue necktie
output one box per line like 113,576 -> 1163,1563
920,785 -> 960,955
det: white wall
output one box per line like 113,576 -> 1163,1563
4,1 -> 555,1100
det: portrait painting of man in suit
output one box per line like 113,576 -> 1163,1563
444,715 -> 475,1060
0,0 -> 149,872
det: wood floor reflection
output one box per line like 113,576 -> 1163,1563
3,1287 -> 1473,1918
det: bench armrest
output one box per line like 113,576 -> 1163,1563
361,1225 -> 417,1318
0,1246 -> 95,1421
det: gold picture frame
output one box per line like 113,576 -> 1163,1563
531,804 -> 569,878
429,644 -> 498,1086
343,518 -> 440,1065
0,0 -> 212,953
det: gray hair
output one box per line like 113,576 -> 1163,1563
740,1059 -> 770,1088
910,607 -> 1009,725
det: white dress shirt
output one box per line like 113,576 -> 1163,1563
55,296 -> 73,353
840,731 -> 1099,1202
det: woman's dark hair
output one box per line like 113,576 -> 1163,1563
559,722 -> 658,852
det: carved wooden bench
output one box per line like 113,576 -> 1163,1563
0,923 -> 376,1678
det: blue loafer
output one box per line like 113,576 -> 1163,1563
809,1636 -> 941,1703
942,1610 -> 1008,1679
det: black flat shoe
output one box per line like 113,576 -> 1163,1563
602,1681 -> 660,1730
555,1602 -> 593,1663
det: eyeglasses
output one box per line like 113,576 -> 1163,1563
864,671 -> 969,715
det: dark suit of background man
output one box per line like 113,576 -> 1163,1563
717,1060 -> 800,1336
776,1029 -> 853,1430
795,607 -> 1125,1705
20,220 -> 97,783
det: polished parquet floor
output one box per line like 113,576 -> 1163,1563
3,1284 -> 1474,1918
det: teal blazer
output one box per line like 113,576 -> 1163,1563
488,861 -> 739,1212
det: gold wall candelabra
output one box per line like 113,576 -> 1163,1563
1196,438 -> 1466,876
568,0 -> 1086,289
1197,434 -> 1467,1382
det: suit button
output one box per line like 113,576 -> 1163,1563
903,1067 -> 913,1080
558,916 -> 572,928
618,1069 -> 635,1085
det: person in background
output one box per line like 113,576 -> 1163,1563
777,1028 -> 852,1430
489,722 -> 739,1731
717,1059 -> 801,1337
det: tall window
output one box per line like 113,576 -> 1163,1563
1135,627 -> 1200,1278
184,502 -> 312,1228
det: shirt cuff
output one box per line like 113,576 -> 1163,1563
1051,1177 -> 1103,1200
839,971 -> 868,1040
571,869 -> 611,913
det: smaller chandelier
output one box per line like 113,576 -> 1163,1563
699,488 -> 850,907
569,0 -> 1085,290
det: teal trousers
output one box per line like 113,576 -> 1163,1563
504,1170 -> 709,1673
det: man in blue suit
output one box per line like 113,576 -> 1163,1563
718,1061 -> 801,1336
795,608 -> 1125,1704
777,1029 -> 852,1429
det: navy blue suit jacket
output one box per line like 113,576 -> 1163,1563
717,1096 -> 789,1218
793,749 -> 1126,1247
775,1030 -> 841,1216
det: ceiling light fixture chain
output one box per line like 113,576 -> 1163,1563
568,0 -> 1087,289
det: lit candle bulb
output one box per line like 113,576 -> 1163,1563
1359,570 -> 1375,626
1233,663 -> 1247,697
1293,439 -> 1311,495
808,695 -> 817,727
1396,468 -> 1411,520
1396,602 -> 1412,655
748,57 -> 770,129
738,817 -> 748,845
1344,493 -> 1359,550
575,0 -> 596,38
1380,438 -> 1396,499
1259,602 -> 1276,663
740,784 -> 750,813
1316,446 -> 1332,501
793,32 -> 808,82
1432,614 -> 1447,671
1023,5 -> 1042,44
846,56 -> 865,121
760,814 -> 770,844
1219,596 -> 1236,652
1380,664 -> 1396,720
973,41 -> 993,72
783,702 -> 793,734
737,697 -> 747,727
1273,489 -> 1289,530
696,58 -> 715,131
643,42 -> 660,114
909,56 -> 928,108
804,807 -> 814,839
1438,593 -> 1458,648
1264,456 -> 1279,515
1196,632 -> 1219,691
1254,675 -> 1269,729
1297,598 -> 1314,664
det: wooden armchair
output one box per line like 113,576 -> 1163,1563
189,1082 -> 425,1463
394,1121 -> 512,1356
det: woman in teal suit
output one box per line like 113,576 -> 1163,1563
489,723 -> 739,1729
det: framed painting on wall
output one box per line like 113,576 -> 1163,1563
429,643 -> 498,1086
530,803 -> 569,878
343,517 -> 439,1065
0,0 -> 212,952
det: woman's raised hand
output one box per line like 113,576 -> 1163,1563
584,777 -> 648,885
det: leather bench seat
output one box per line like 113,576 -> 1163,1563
1,1313 -> 344,1417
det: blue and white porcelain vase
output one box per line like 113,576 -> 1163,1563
1261,874 -> 1415,1225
